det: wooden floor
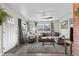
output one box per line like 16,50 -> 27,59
3,43 -> 70,56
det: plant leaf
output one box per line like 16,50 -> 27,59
0,6 -> 9,25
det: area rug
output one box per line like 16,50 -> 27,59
27,43 -> 65,54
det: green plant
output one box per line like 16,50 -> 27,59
75,8 -> 79,17
0,6 -> 9,25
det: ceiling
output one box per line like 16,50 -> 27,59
3,3 -> 73,21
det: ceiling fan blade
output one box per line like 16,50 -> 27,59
43,17 -> 53,19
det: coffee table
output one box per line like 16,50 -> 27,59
39,36 -> 55,47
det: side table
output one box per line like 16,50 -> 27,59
64,40 -> 72,56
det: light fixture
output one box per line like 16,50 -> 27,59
38,11 -> 53,19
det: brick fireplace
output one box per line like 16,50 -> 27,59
73,3 -> 79,55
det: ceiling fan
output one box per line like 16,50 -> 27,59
35,11 -> 53,19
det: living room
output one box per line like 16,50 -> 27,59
0,3 -> 73,56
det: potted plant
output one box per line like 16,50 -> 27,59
75,8 -> 79,17
0,6 -> 9,55
0,6 -> 9,25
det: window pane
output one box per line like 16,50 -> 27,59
37,22 -> 51,32
44,24 -> 50,31
37,24 -> 43,31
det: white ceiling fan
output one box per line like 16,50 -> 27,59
35,11 -> 53,19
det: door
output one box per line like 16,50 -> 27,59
2,19 -> 17,53
3,22 -> 9,53
3,19 -> 19,53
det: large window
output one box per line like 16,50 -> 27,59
37,22 -> 51,32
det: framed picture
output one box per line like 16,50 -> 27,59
61,20 -> 68,29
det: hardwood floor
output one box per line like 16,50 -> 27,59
3,43 -> 70,56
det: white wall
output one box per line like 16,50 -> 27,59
53,20 -> 60,32
59,16 -> 72,39
0,4 -> 21,55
